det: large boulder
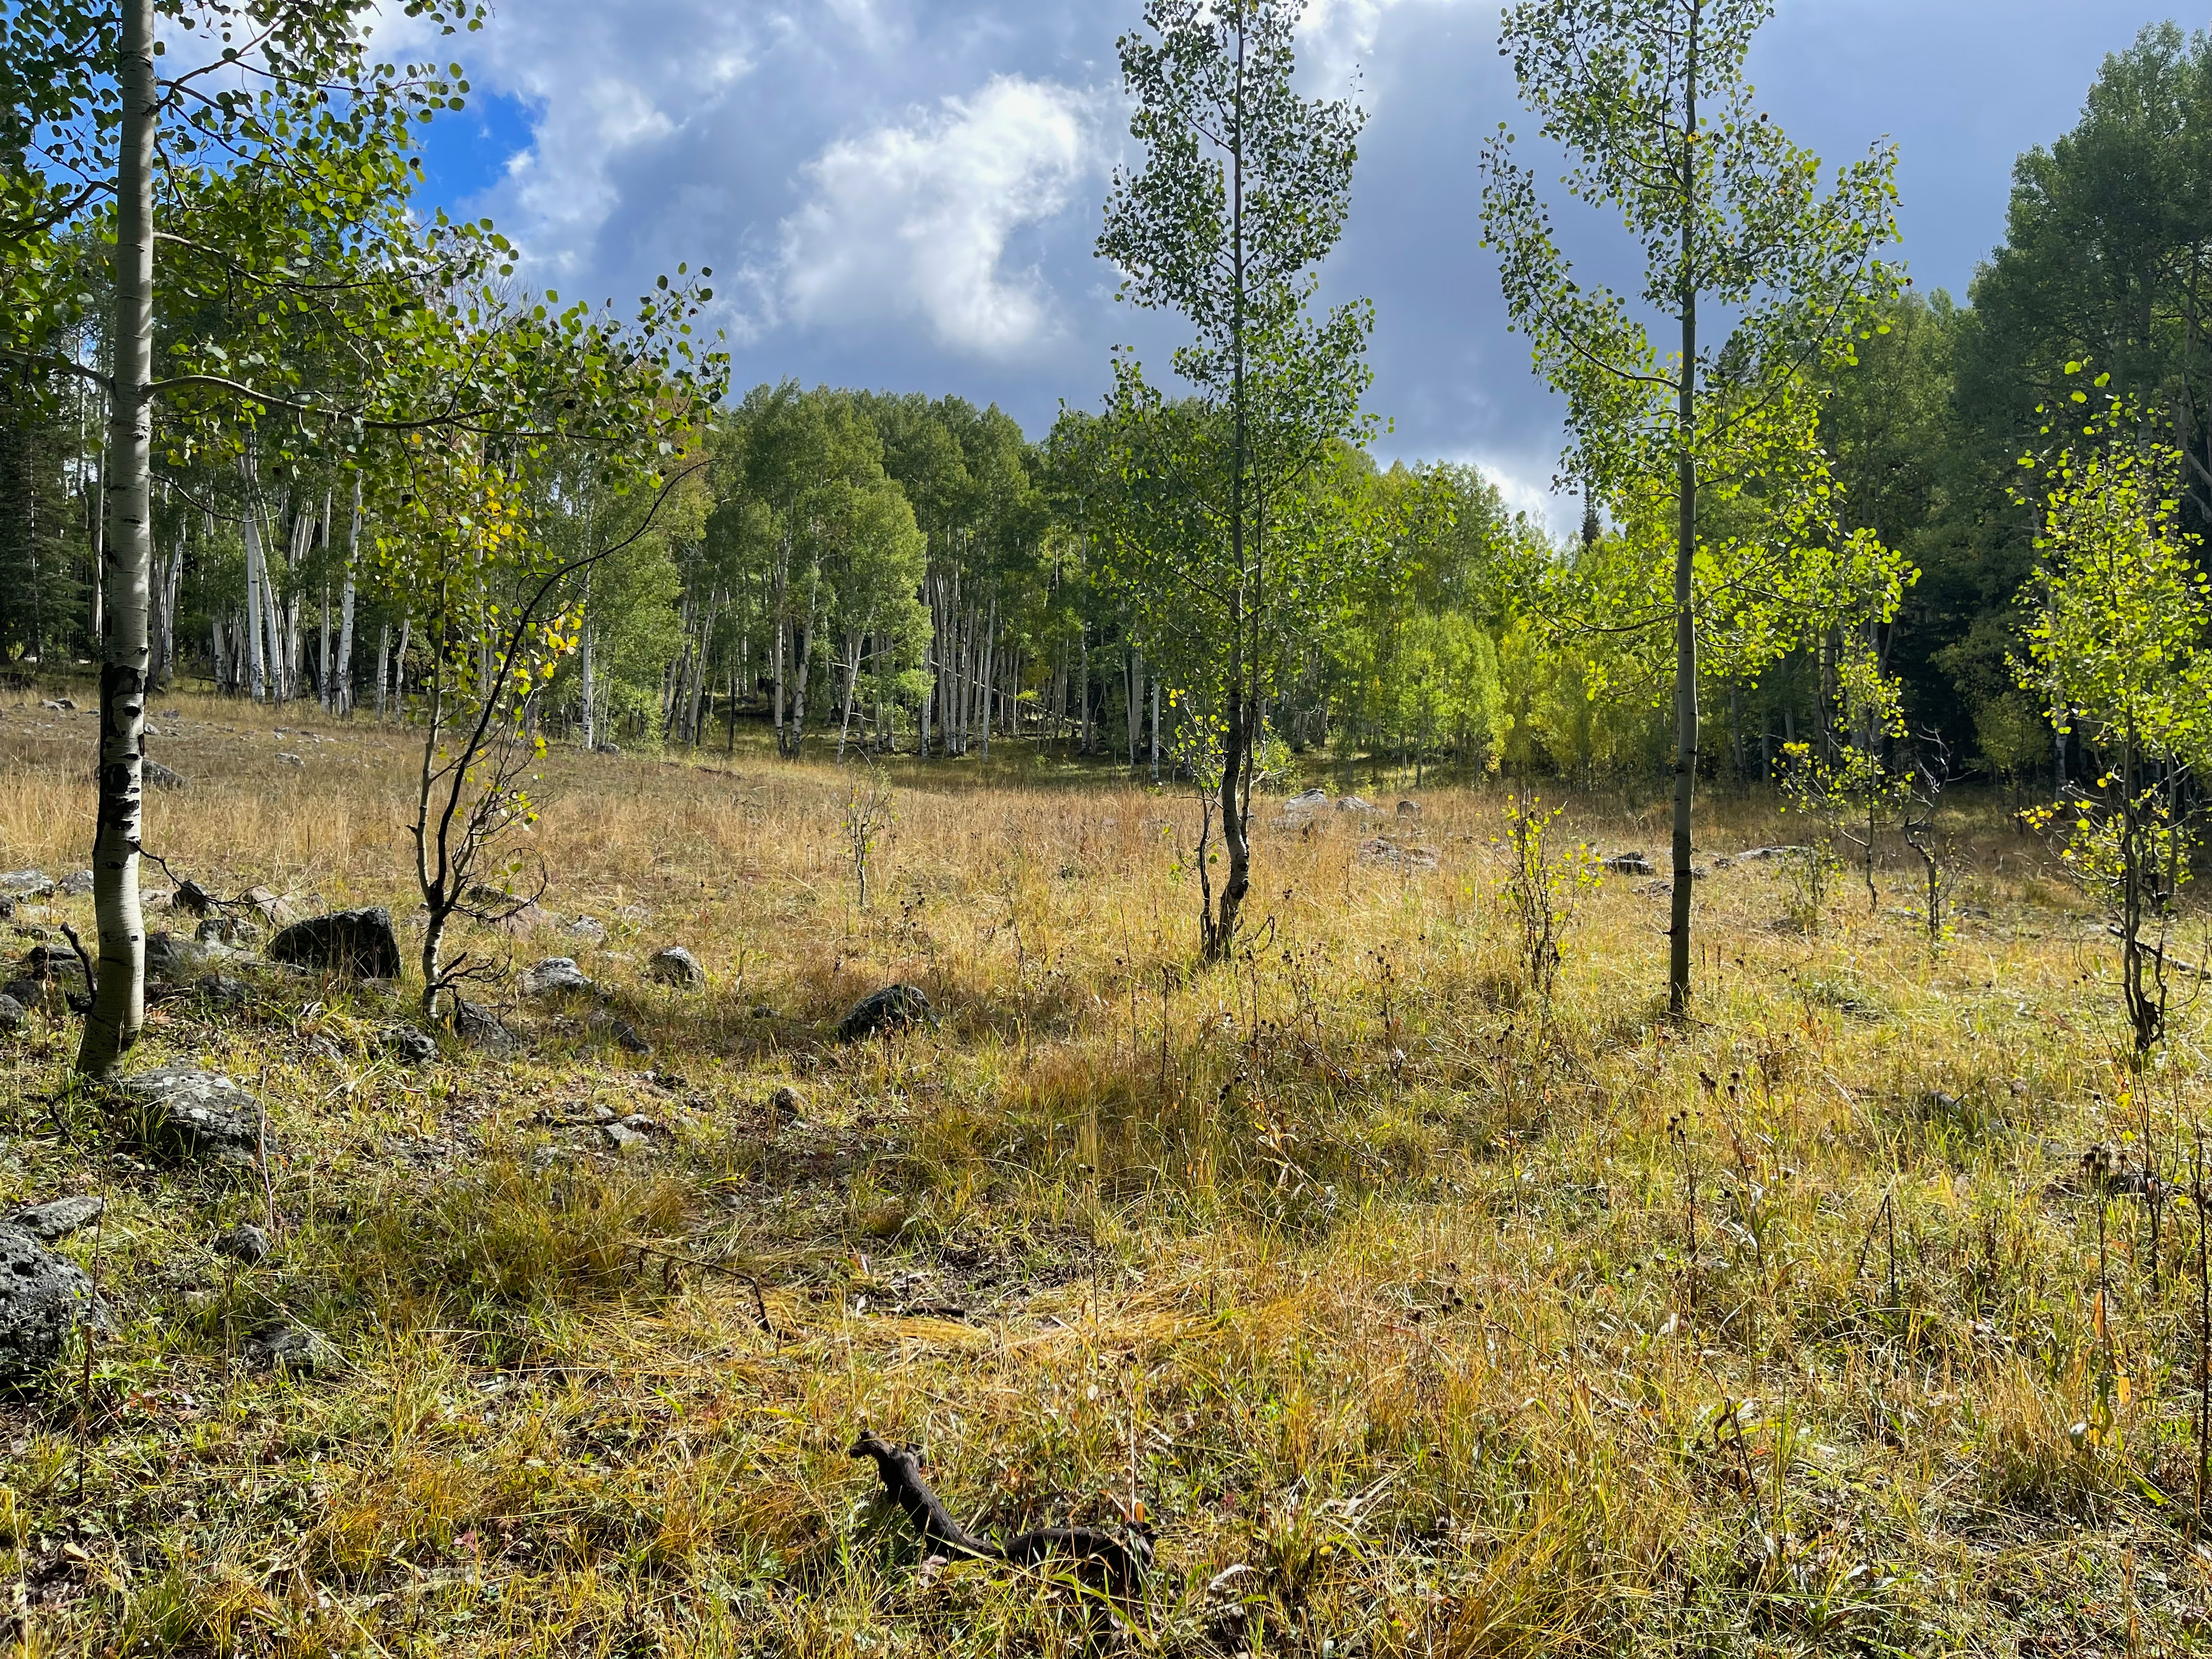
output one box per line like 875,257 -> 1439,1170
0,994 -> 24,1034
0,871 -> 54,900
116,1065 -> 268,1171
268,907 -> 400,979
0,1226 -> 107,1387
646,946 -> 704,988
838,984 -> 934,1042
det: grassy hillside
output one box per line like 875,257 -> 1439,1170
0,690 -> 2199,1657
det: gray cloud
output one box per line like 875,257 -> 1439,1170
413,0 -> 2191,530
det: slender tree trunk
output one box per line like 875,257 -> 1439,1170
77,0 -> 155,1076
394,616 -> 411,712
375,622 -> 390,718
335,477 -> 359,713
1667,8 -> 1702,1020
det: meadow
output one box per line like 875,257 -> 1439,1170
0,689 -> 2202,1657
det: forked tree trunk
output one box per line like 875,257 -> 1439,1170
77,0 -> 155,1076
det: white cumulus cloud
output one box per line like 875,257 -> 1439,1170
776,75 -> 1108,357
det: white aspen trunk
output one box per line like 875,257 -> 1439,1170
1078,624 -> 1090,754
242,505 -> 268,703
837,628 -> 862,760
335,476 -> 359,713
978,599 -> 996,761
78,0 -> 154,1075
394,616 -> 411,713
1128,647 -> 1143,767
375,622 -> 390,718
578,614 -> 596,749
88,445 -> 105,643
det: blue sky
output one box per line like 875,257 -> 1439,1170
396,1 -> 2192,525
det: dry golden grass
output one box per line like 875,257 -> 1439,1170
0,685 -> 2208,1656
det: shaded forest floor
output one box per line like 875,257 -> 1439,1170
0,686 -> 2206,1657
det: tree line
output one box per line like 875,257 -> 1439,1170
7,0 -> 2212,1058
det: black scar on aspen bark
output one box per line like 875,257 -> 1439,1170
848,1432 -> 1151,1594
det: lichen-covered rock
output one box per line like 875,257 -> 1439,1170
6,1197 -> 103,1243
213,1223 -> 271,1265
521,957 -> 592,997
646,946 -> 704,988
268,907 -> 401,978
242,1322 -> 336,1375
116,1065 -> 268,1171
837,984 -> 934,1042
57,869 -> 93,897
0,871 -> 54,899
452,998 -> 521,1054
0,1226 -> 106,1387
385,1027 -> 438,1065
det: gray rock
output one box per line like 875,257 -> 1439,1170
0,1226 -> 107,1387
1396,799 -> 1421,817
268,908 -> 401,978
768,1084 -> 804,1121
2,979 -> 42,1012
612,1019 -> 652,1055
1734,845 -> 1805,862
838,984 -> 934,1042
241,887 -> 295,927
594,742 -> 621,755
241,1322 -> 336,1375
57,869 -> 93,898
0,871 -> 53,899
566,916 -> 607,946
212,1223 -> 271,1265
276,753 -> 305,768
195,916 -> 256,946
193,973 -> 252,1006
603,1121 -> 648,1151
1335,795 -> 1376,813
646,945 -> 704,988
1605,852 -> 1655,876
521,956 -> 593,997
143,760 -> 188,791
0,994 -> 23,1034
6,1196 -> 104,1243
385,1027 -> 438,1065
1281,787 -> 1330,813
116,1065 -> 268,1171
20,943 -> 83,983
145,930 -> 204,978
452,998 -> 520,1053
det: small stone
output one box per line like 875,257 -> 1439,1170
838,984 -> 934,1042
603,1121 -> 647,1151
143,760 -> 188,791
173,879 -> 216,916
1605,852 -> 1654,876
212,1223 -> 271,1265
0,994 -> 23,1034
0,1226 -> 106,1387
241,1322 -> 336,1375
566,916 -> 607,946
385,1028 -> 438,1065
768,1084 -> 804,1121
591,1104 -> 616,1122
1396,799 -> 1421,817
268,908 -> 402,978
196,915 -> 257,946
594,742 -> 621,755
521,957 -> 593,997
116,1065 -> 269,1171
6,1196 -> 104,1243
0,872 -> 54,900
277,753 -> 305,768
620,1113 -> 659,1133
646,945 -> 704,988
612,1020 -> 652,1055
57,870 -> 93,898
